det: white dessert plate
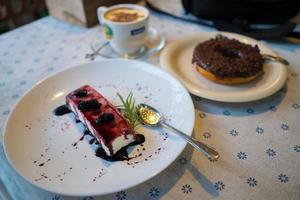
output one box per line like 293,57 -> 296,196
160,32 -> 288,102
3,59 -> 195,196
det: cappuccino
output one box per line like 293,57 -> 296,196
104,8 -> 145,23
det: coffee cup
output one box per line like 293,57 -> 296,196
97,4 -> 149,55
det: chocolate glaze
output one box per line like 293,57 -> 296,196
192,37 -> 263,78
53,105 -> 71,116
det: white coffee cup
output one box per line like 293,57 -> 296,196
97,4 -> 149,55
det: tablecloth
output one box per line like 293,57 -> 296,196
0,1 -> 300,200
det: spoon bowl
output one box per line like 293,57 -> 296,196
136,103 -> 220,161
137,103 -> 163,126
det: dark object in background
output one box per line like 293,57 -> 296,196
146,0 -> 300,39
0,0 -> 48,33
182,0 -> 300,24
46,0 -> 140,28
181,0 -> 300,39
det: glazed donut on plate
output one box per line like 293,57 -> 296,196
192,37 -> 263,85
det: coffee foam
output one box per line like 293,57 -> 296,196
104,8 -> 145,23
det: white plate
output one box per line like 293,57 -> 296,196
160,32 -> 287,102
3,59 -> 195,196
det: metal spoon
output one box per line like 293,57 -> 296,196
136,103 -> 220,161
215,34 -> 289,65
262,54 -> 289,65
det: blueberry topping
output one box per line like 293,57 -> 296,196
78,99 -> 101,111
74,89 -> 87,97
96,113 -> 115,125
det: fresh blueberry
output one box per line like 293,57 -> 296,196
74,89 -> 87,97
96,113 -> 115,124
78,99 -> 101,111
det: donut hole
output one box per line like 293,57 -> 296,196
214,45 -> 242,59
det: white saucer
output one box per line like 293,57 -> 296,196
89,27 -> 165,59
4,59 -> 194,196
160,32 -> 288,103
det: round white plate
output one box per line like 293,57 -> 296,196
160,32 -> 287,102
4,59 -> 195,196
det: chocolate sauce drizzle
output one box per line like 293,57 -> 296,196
95,134 -> 145,161
53,105 -> 71,116
54,104 -> 145,162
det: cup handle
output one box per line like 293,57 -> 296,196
97,6 -> 107,25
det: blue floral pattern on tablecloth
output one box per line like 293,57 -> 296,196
0,0 -> 300,199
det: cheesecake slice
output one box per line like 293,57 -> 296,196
66,85 -> 137,156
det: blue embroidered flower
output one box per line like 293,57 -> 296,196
11,94 -> 19,99
14,60 -> 21,64
52,195 -> 60,200
82,197 -> 94,200
223,110 -> 231,116
246,108 -> 254,114
293,145 -> 300,152
149,187 -> 160,198
20,80 -> 27,85
116,191 -> 126,200
27,69 -> 34,73
266,148 -> 276,157
199,112 -> 206,118
33,58 -> 40,63
237,152 -> 247,160
292,103 -> 299,109
278,174 -> 289,183
3,52 -> 8,56
39,49 -> 45,53
269,106 -> 277,111
47,67 -> 54,72
203,132 -> 211,139
182,184 -> 192,193
214,181 -> 225,191
256,127 -> 264,134
247,177 -> 257,187
7,70 -> 13,75
179,157 -> 188,165
281,123 -> 289,130
229,129 -> 238,136
0,82 -> 5,87
21,50 -> 27,54
2,110 -> 9,116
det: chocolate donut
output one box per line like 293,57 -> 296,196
192,37 -> 263,85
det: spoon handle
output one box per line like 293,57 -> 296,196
162,122 -> 220,161
262,54 -> 289,65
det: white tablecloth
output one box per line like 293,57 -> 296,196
1,2 -> 300,200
